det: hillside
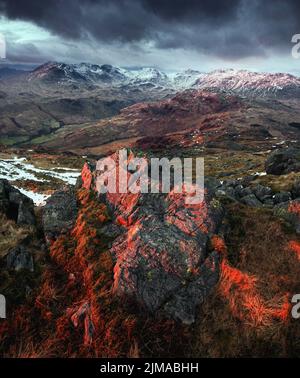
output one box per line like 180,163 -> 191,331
1,65 -> 300,149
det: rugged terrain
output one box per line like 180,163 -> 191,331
1,63 -> 300,152
0,65 -> 300,357
0,145 -> 299,357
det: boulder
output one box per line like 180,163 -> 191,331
261,195 -> 274,206
215,186 -> 236,200
204,177 -> 222,192
109,190 -> 224,324
0,179 -> 35,226
241,194 -> 262,207
223,179 -> 239,188
17,200 -> 36,226
6,245 -> 34,272
163,252 -> 220,324
238,187 -> 253,198
273,199 -> 300,234
240,175 -> 258,186
273,192 -> 292,204
251,184 -> 272,201
81,152 -> 225,324
265,148 -> 300,175
43,186 -> 78,240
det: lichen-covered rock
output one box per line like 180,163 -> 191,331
0,179 -> 35,226
265,148 -> 300,175
81,152 -> 225,324
163,252 -> 220,324
43,186 -> 78,240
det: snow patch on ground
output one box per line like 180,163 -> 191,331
0,157 -> 80,185
254,171 -> 267,177
0,156 -> 81,206
15,187 -> 51,206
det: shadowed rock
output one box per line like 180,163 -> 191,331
292,181 -> 300,199
265,148 -> 300,175
274,199 -> 300,234
241,194 -> 262,207
6,245 -> 34,272
43,186 -> 78,240
0,179 -> 35,226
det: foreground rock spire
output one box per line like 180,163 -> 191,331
77,151 -> 225,324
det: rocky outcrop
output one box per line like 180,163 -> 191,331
214,177 -> 300,233
265,148 -> 300,175
0,179 -> 35,226
42,186 -> 78,240
108,189 -> 224,324
241,194 -> 263,207
41,149 -> 300,326
78,154 -> 225,324
274,200 -> 300,234
215,178 -> 300,208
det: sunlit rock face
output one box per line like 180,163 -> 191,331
81,152 -> 225,324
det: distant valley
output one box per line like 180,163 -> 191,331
1,62 -> 300,155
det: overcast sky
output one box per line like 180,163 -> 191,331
0,0 -> 300,74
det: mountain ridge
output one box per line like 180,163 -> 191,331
26,61 -> 300,98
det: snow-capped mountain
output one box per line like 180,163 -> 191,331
74,63 -> 127,84
195,69 -> 300,97
171,69 -> 203,89
124,67 -> 170,87
28,62 -> 170,87
28,62 -> 202,90
28,63 -> 300,98
29,62 -> 128,85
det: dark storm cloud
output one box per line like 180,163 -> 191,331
0,0 -> 300,60
7,42 -> 50,64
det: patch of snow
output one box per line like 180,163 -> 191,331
0,157 -> 42,181
254,172 -> 267,176
0,156 -> 81,206
0,157 -> 80,185
14,186 -> 50,206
